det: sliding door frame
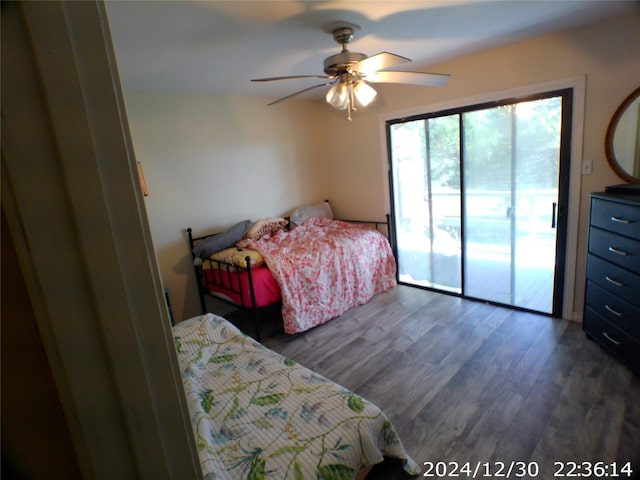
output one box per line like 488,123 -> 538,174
380,77 -> 585,320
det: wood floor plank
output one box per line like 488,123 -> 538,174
493,378 -> 564,461
618,379 -> 640,464
259,285 -> 640,478
453,387 -> 526,463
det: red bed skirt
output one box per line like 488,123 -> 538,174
202,266 -> 281,308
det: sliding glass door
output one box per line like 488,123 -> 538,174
388,90 -> 571,315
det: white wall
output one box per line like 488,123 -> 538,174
124,93 -> 328,321
324,12 -> 640,318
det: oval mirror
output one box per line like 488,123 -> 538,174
605,86 -> 640,184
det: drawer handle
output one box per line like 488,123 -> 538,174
608,246 -> 629,256
605,275 -> 624,287
610,216 -> 632,225
602,331 -> 622,346
604,304 -> 623,317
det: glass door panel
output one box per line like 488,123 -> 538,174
390,115 -> 461,293
513,97 -> 562,313
462,98 -> 561,313
463,106 -> 514,305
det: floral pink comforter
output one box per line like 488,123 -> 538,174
238,217 -> 396,334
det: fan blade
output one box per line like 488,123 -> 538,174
267,81 -> 334,106
368,71 -> 450,87
252,75 -> 331,82
351,52 -> 410,76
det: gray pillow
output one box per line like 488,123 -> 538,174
290,201 -> 333,227
192,220 -> 252,258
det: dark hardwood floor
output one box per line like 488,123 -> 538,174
259,285 -> 640,479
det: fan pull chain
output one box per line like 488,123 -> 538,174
346,80 -> 358,121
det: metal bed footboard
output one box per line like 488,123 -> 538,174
186,227 -> 266,341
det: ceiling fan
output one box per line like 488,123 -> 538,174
251,21 -> 450,120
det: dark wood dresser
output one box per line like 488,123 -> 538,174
584,192 -> 640,375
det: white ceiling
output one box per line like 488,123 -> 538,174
105,0 -> 638,102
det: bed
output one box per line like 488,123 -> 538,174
187,202 -> 397,340
173,312 -> 419,479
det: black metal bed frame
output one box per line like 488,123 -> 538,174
186,214 -> 393,342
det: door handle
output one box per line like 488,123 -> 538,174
551,202 -> 557,229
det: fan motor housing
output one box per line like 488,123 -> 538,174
323,51 -> 367,76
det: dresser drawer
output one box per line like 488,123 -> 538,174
588,227 -> 640,272
584,306 -> 640,375
585,281 -> 640,339
586,254 -> 640,307
591,197 -> 640,238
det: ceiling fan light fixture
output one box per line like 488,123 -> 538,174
353,80 -> 377,107
326,81 -> 348,110
252,20 -> 449,120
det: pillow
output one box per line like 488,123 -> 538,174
290,201 -> 333,227
203,247 -> 264,270
244,217 -> 288,240
192,220 -> 252,258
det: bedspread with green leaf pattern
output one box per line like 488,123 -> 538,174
173,313 -> 420,479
